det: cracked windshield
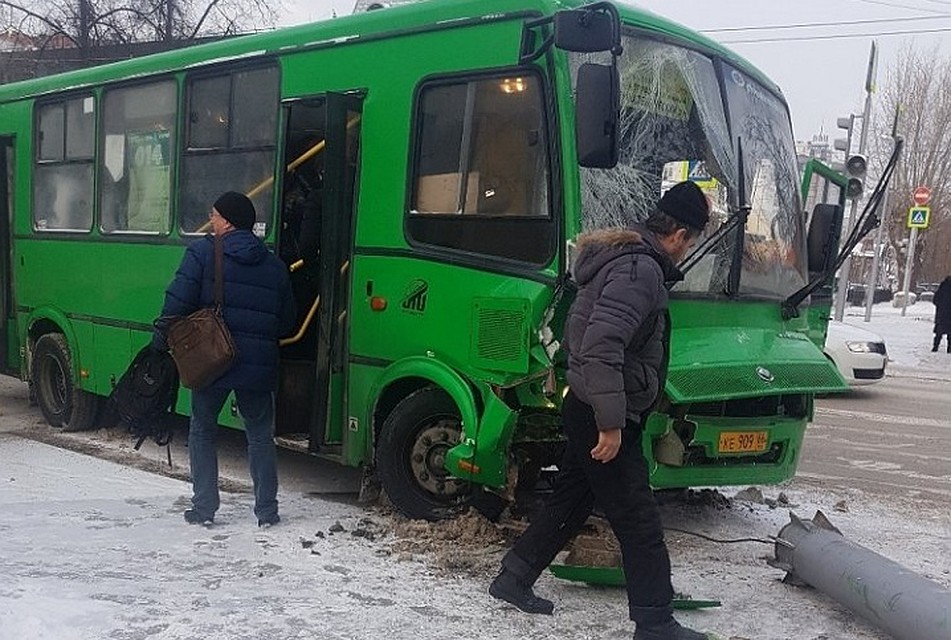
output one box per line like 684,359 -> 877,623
576,36 -> 807,299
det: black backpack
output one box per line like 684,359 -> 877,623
107,345 -> 180,452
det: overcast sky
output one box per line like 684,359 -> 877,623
276,0 -> 950,143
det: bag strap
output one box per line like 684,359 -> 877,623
214,233 -> 224,309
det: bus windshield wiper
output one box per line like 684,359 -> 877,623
678,207 -> 744,275
680,138 -> 751,291
781,137 -> 904,320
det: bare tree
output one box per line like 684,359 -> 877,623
0,0 -> 280,49
873,46 -> 951,290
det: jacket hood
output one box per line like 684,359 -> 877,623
208,230 -> 269,265
572,227 -> 679,286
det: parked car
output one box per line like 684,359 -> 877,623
823,320 -> 888,385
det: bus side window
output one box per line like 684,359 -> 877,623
180,66 -> 279,236
407,72 -> 553,264
412,76 -> 548,218
100,81 -> 177,235
33,96 -> 95,232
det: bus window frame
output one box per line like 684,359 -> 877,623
96,75 -> 180,237
404,66 -> 558,269
32,92 -> 97,234
179,61 -> 282,238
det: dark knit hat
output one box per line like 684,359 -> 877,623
658,181 -> 710,231
213,191 -> 255,231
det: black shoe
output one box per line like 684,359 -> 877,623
258,514 -> 280,528
488,569 -> 554,615
633,618 -> 708,640
184,509 -> 214,526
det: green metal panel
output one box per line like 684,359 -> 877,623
470,298 -> 530,374
668,300 -> 848,402
92,325 -> 131,396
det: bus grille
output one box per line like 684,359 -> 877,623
667,362 -> 846,402
471,298 -> 529,374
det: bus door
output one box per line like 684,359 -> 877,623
0,137 -> 13,374
275,93 -> 363,455
801,159 -> 847,349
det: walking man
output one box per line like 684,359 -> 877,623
489,181 -> 712,640
932,276 -> 951,352
155,191 -> 295,527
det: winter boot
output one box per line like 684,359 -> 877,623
488,568 -> 554,615
933,336 -> 941,352
632,619 -> 708,640
631,606 -> 708,640
183,509 -> 214,526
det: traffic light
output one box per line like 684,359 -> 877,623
844,154 -> 866,198
835,115 -> 865,198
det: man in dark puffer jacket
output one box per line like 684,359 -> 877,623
490,182 -> 712,640
155,192 -> 295,528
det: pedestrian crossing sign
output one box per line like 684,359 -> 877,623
682,160 -> 718,190
907,206 -> 930,229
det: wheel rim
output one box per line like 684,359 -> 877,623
40,352 -> 69,416
408,415 -> 468,502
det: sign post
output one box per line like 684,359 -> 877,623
900,187 -> 931,317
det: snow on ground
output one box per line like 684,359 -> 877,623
0,302 -> 948,640
846,299 -> 946,376
4,433 -> 948,640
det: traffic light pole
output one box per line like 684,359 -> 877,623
863,104 -> 901,323
833,42 -> 877,322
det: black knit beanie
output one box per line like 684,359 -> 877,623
213,191 -> 256,231
658,181 -> 710,231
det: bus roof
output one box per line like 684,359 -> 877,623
0,0 -> 783,103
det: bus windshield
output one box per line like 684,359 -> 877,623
575,35 -> 806,300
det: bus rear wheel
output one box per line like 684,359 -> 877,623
376,387 -> 472,521
31,334 -> 99,432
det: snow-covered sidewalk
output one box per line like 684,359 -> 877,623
2,432 -> 948,640
845,299 -> 950,378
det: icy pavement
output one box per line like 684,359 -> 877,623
2,433 -> 949,640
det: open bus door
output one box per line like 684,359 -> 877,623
0,137 -> 13,374
275,93 -> 363,456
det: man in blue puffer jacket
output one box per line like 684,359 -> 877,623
490,182 -> 712,640
155,191 -> 295,528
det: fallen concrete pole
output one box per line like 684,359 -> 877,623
770,511 -> 950,640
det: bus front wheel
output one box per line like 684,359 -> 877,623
31,334 -> 99,432
376,387 -> 472,521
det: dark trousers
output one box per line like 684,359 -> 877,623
933,333 -> 950,352
503,390 -> 674,620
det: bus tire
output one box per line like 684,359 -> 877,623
31,333 -> 99,432
376,386 -> 472,521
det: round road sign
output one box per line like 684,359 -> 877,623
913,186 -> 931,206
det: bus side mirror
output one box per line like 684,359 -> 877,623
575,63 -> 619,168
554,9 -> 616,52
806,203 -> 843,276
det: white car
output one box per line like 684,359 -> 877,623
823,320 -> 888,385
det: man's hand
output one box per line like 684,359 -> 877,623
590,428 -> 622,463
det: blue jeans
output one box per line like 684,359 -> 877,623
189,387 -> 279,522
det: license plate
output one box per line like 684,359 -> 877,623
717,431 -> 769,454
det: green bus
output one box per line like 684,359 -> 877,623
0,0 -> 851,520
